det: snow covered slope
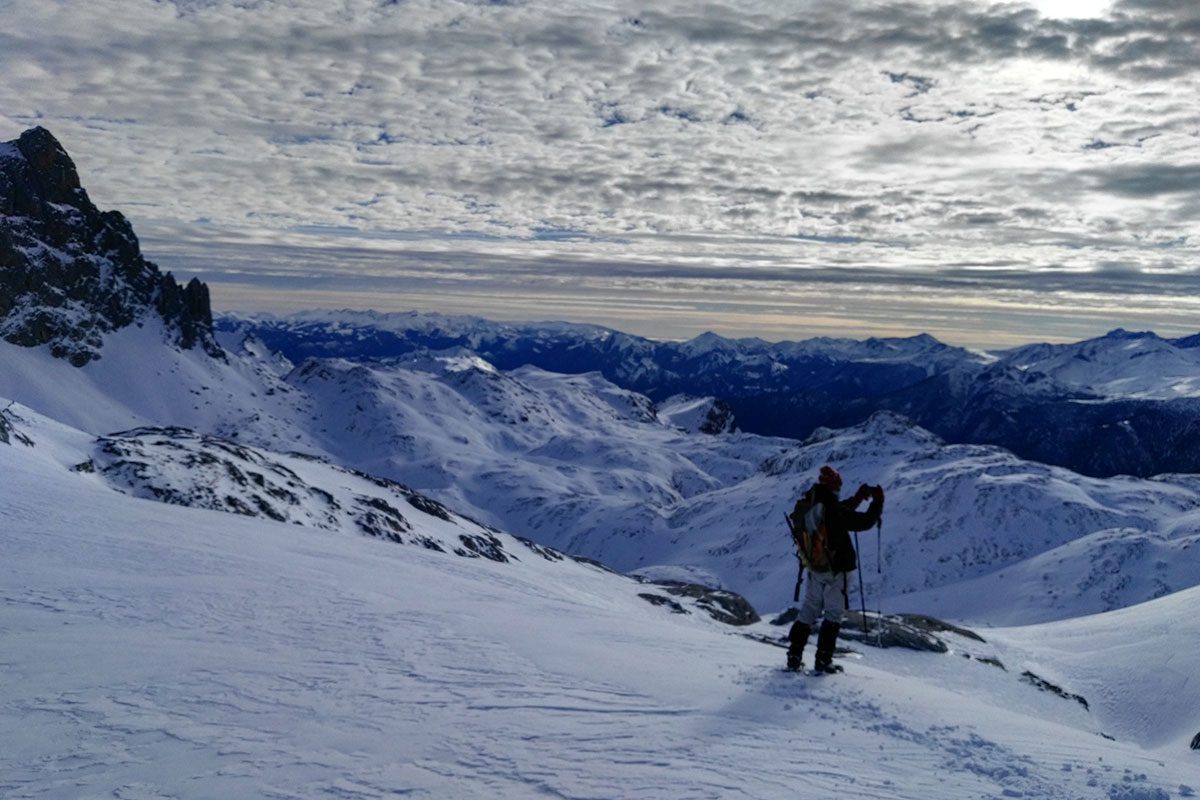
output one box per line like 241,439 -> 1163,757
991,587 -> 1200,751
1,400 -> 751,624
0,321 -> 307,440
3,399 -> 1198,798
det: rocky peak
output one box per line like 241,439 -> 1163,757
1102,328 -> 1157,341
0,126 -> 222,366
13,126 -> 84,208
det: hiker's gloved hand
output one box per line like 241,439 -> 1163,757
853,484 -> 872,504
871,485 -> 885,503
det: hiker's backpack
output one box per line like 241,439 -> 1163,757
788,488 -> 834,573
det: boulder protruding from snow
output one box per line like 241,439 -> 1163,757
0,127 -> 222,365
637,579 -> 760,625
650,580 -> 760,626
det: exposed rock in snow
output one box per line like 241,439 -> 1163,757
1021,671 -> 1090,711
769,608 -> 982,654
639,579 -> 760,626
0,403 -> 34,447
88,425 -> 524,561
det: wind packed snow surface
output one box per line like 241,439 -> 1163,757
3,404 -> 1199,799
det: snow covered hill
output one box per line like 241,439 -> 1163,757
3,397 -> 1199,798
0,400 -> 755,626
85,424 -> 514,560
0,320 -> 306,437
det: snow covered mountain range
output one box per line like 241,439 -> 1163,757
4,126 -> 1200,796
9,318 -> 1198,621
220,310 -> 1200,478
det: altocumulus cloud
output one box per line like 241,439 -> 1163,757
2,0 -> 1199,346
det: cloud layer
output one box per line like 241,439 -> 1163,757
3,0 -> 1198,345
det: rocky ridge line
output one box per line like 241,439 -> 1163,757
0,126 -> 220,365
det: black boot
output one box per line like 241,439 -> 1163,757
786,621 -> 811,671
813,621 -> 843,674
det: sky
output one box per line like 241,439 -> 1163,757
2,0 -> 1199,347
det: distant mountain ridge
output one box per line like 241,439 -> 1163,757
0,127 -> 220,365
220,311 -> 1200,478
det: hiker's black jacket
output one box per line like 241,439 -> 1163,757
811,483 -> 883,573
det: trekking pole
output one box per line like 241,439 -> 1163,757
784,513 -> 803,603
853,531 -> 869,638
876,517 -> 883,647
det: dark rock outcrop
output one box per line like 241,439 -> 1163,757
0,404 -> 34,447
699,398 -> 736,435
638,593 -> 689,615
648,580 -> 760,626
0,127 -> 221,365
1021,670 -> 1090,711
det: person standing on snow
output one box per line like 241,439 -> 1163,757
785,465 -> 884,673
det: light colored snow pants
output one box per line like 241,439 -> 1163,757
796,569 -> 849,626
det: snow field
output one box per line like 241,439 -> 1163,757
3,419 -> 1199,799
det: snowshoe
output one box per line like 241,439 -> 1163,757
811,660 -> 843,675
